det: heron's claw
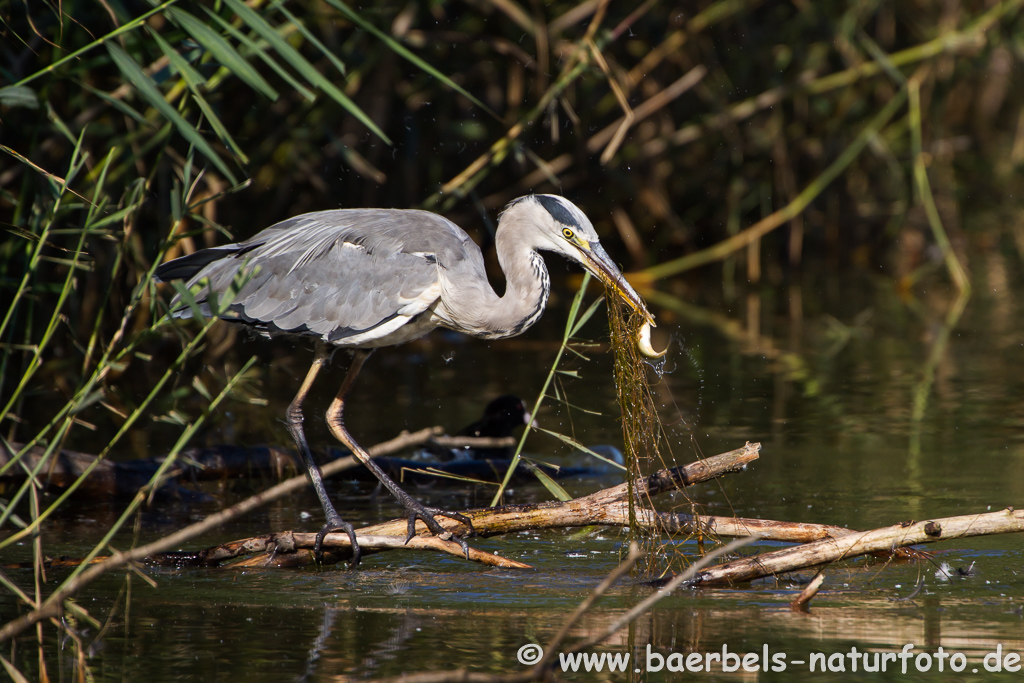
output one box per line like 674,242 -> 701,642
403,503 -> 474,560
314,514 -> 361,569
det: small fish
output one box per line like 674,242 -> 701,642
637,320 -> 667,358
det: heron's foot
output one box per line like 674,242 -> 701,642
403,502 -> 474,560
314,514 -> 361,569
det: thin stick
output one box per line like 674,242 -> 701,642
790,571 -> 826,612
0,426 -> 453,644
566,537 -> 758,655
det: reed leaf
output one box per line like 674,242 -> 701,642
165,6 -> 279,102
219,0 -> 390,143
105,43 -> 238,184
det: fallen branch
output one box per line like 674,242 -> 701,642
148,530 -> 529,570
688,508 -> 1024,586
790,571 -> 826,612
164,443 -> 761,568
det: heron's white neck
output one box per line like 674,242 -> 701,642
486,231 -> 550,338
436,212 -> 551,340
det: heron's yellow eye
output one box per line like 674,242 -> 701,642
561,227 -> 574,240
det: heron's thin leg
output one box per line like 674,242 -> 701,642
286,343 -> 360,566
326,349 -> 473,558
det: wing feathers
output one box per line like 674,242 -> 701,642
158,209 -> 471,345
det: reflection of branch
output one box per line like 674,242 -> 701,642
369,538 -> 758,683
909,287 -> 970,458
0,425 -> 447,643
908,79 -> 971,293
906,76 -> 972,460
639,0 -> 1018,162
564,538 -> 757,656
645,289 -> 815,385
532,542 -> 642,674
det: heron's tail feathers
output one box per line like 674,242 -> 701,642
155,245 -> 246,283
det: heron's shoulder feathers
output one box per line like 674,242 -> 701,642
239,208 -> 477,272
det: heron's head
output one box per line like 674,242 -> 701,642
501,194 -> 654,325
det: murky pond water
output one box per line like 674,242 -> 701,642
5,252 -> 1024,681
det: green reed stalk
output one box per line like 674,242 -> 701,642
489,272 -> 602,506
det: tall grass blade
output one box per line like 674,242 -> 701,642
150,30 -> 249,162
219,0 -> 390,143
201,7 -> 316,103
149,30 -> 208,90
165,7 -> 279,102
268,0 -> 348,77
490,273 -> 595,505
80,83 -> 150,125
105,43 -> 239,184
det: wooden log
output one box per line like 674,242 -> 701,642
350,442 -> 761,540
158,442 -> 762,568
688,508 -> 1024,586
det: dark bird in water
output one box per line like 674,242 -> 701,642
155,194 -> 655,565
433,395 -> 531,462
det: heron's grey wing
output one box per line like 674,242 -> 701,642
166,209 -> 479,344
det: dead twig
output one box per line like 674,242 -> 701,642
789,571 -> 826,612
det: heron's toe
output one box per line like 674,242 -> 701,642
315,517 -> 361,568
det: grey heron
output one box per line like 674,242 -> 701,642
156,194 -> 658,565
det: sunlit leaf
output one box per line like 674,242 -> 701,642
149,30 -> 207,91
219,0 -> 390,143
409,467 -> 493,485
201,7 -> 315,103
190,94 -> 249,163
563,271 -> 592,339
523,461 -> 572,501
0,654 -> 32,683
570,295 -> 606,338
105,43 -> 238,184
535,427 -> 627,471
269,0 -> 348,77
165,7 -> 279,102
170,280 -> 208,324
0,85 -> 38,109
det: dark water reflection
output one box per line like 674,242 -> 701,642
6,250 -> 1024,681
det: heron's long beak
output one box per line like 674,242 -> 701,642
580,243 -> 654,325
579,242 -> 668,358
